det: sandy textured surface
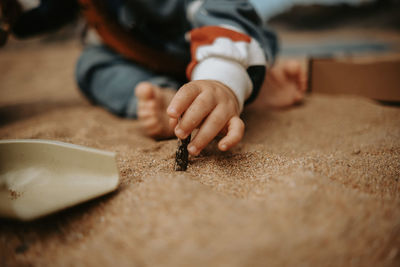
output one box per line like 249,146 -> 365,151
0,38 -> 399,267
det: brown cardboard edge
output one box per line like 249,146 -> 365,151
308,56 -> 335,94
308,56 -> 400,105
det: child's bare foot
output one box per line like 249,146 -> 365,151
135,82 -> 176,139
248,60 -> 308,110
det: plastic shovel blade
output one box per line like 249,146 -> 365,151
0,139 -> 120,221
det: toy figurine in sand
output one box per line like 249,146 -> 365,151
3,0 -> 307,156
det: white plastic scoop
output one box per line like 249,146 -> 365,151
0,139 -> 120,221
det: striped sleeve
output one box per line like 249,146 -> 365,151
186,25 -> 266,111
185,0 -> 277,110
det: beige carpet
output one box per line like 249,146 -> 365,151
0,38 -> 399,267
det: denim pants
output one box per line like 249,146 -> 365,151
75,45 -> 184,118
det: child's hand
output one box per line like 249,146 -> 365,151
167,80 -> 245,156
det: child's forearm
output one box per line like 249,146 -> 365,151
186,25 -> 267,111
186,0 -> 278,108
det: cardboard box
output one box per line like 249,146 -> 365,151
309,55 -> 400,102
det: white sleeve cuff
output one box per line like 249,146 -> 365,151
190,57 -> 253,112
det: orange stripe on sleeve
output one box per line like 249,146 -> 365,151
186,26 -> 251,80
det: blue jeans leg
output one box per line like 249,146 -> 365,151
76,45 -> 183,118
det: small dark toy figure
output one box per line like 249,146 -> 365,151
175,135 -> 191,171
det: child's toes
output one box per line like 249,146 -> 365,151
147,124 -> 163,137
135,82 -> 176,139
135,82 -> 155,100
290,82 -> 306,103
137,107 -> 156,119
140,117 -> 161,135
283,61 -> 308,94
299,76 -> 308,92
284,60 -> 302,77
293,90 -> 305,103
137,99 -> 155,119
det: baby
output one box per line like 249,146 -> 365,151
4,0 -> 306,155
75,0 -> 306,156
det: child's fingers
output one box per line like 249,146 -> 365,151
169,118 -> 178,130
167,83 -> 200,118
218,116 -> 245,151
187,106 -> 229,156
175,92 -> 216,139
